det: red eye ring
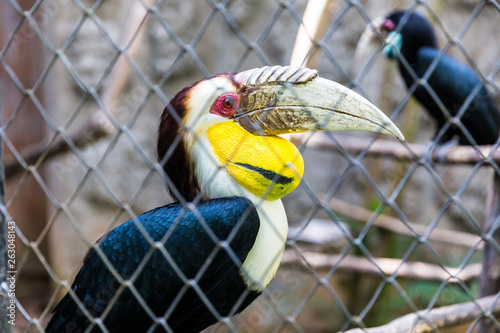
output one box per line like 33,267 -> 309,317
210,93 -> 239,117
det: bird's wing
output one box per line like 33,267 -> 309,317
417,47 -> 500,144
46,196 -> 259,333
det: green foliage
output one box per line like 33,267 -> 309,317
403,280 -> 477,308
369,279 -> 478,326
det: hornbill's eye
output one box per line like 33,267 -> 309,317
211,93 -> 238,117
223,95 -> 236,109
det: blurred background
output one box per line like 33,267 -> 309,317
1,0 -> 499,332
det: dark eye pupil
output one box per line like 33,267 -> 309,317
223,97 -> 234,108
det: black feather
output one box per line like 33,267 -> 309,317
46,197 -> 260,333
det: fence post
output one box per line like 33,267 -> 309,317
478,172 -> 500,332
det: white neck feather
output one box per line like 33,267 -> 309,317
240,199 -> 288,291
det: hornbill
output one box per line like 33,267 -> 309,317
46,66 -> 403,333
356,10 -> 500,145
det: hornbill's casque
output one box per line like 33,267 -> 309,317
46,66 -> 403,333
356,10 -> 500,145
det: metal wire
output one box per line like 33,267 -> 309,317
1,0 -> 499,332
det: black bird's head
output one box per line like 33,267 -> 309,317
356,10 -> 438,62
384,11 -> 438,59
157,66 -> 404,203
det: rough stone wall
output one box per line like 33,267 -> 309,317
48,0 -> 499,313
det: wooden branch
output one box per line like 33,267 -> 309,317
289,0 -> 336,68
327,197 -> 483,250
5,115 -> 108,178
286,133 -> 500,165
4,0 -> 154,180
344,294 -> 500,333
281,250 -> 481,282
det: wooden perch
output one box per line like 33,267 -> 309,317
4,0 -> 154,180
281,250 -> 481,282
327,197 -> 483,250
344,293 -> 500,333
286,133 -> 500,165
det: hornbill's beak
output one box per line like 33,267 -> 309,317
354,16 -> 386,61
232,66 -> 404,141
354,16 -> 399,61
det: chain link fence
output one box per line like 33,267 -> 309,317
1,0 -> 500,332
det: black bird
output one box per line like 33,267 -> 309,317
356,10 -> 500,145
45,66 -> 403,333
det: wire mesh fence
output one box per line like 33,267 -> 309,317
1,0 -> 500,332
